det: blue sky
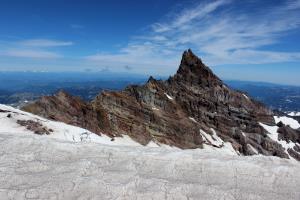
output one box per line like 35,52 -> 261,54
0,0 -> 300,85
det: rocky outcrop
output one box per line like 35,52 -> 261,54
23,50 -> 296,159
17,120 -> 53,135
23,91 -> 104,135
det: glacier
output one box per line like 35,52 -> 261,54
0,104 -> 300,199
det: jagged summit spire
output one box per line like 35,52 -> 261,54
172,49 -> 222,87
181,49 -> 203,65
147,76 -> 156,83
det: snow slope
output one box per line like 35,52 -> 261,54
0,104 -> 300,199
0,131 -> 299,200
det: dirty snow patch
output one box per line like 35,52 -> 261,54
247,144 -> 258,155
243,94 -> 249,100
152,107 -> 159,111
164,93 -> 174,100
189,117 -> 197,123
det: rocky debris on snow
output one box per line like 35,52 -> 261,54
17,119 -> 53,135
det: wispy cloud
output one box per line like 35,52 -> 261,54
3,49 -> 61,59
0,39 -> 73,59
19,39 -> 73,47
86,0 -> 300,74
151,0 -> 231,33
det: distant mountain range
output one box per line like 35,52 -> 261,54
226,80 -> 300,112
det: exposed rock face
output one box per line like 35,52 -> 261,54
23,91 -> 103,135
23,50 -> 295,158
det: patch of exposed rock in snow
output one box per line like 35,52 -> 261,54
164,93 -> 174,100
0,131 -> 299,200
274,116 -> 300,129
259,122 -> 297,159
287,111 -> 300,117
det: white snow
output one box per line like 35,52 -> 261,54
189,117 -> 197,123
152,107 -> 159,111
0,131 -> 299,200
242,94 -> 249,100
164,93 -> 174,100
274,116 -> 300,129
287,111 -> 300,117
200,129 -> 237,155
0,104 -> 300,199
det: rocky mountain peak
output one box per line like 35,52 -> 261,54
172,49 -> 221,87
181,49 -> 202,66
147,76 -> 156,83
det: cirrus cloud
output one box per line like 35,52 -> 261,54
2,49 -> 61,59
86,0 -> 300,75
0,39 -> 73,59
19,39 -> 73,47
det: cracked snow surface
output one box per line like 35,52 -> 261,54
0,132 -> 300,200
0,104 -> 300,199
